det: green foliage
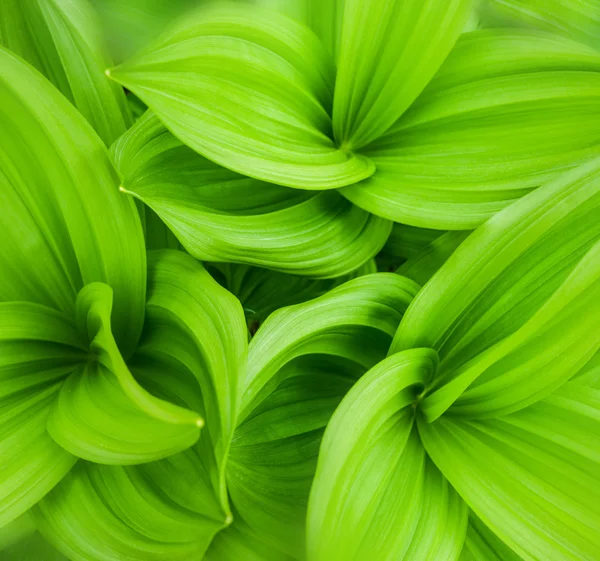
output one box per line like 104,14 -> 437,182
1,1 -> 599,560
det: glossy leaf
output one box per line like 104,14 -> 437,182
0,0 -> 130,145
111,112 -> 390,276
228,274 -> 419,557
393,156 -> 600,420
307,349 -> 468,561
420,382 -> 600,561
342,29 -> 600,228
0,47 -> 145,357
333,0 -> 472,150
107,4 -> 374,190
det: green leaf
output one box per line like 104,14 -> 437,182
342,29 -> 600,228
419,382 -> 600,561
132,250 -> 248,514
0,302 -> 81,527
480,0 -> 600,51
0,47 -> 146,358
397,231 -> 470,286
107,4 -> 374,190
459,512 -> 524,561
205,510 -> 295,561
206,258 -> 376,327
307,349 -> 468,561
573,351 -> 600,389
34,461 -> 226,561
47,281 -> 202,464
228,274 -> 418,557
393,156 -> 600,420
0,0 -> 130,145
111,112 -> 390,276
332,0 -> 472,150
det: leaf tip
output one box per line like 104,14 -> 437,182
195,417 -> 205,428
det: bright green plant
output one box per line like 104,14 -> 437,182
1,0 -> 600,560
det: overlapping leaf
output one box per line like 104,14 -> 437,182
0,0 -> 130,145
332,0 -> 472,150
307,349 -> 468,561
111,112 -> 390,276
420,381 -> 600,560
0,47 -> 145,355
107,4 -> 373,189
393,156 -> 600,420
342,29 -> 600,227
228,274 -> 419,557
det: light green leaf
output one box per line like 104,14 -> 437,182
332,0 -> 472,150
111,112 -> 390,276
459,512 -> 524,561
393,156 -> 600,420
132,250 -> 248,514
0,47 -> 145,357
420,382 -> 600,561
0,302 -> 81,527
480,0 -> 600,51
35,461 -> 226,561
228,274 -> 418,557
47,281 -> 202,464
307,349 -> 468,561
342,29 -> 600,228
107,4 -> 374,190
0,0 -> 130,145
573,351 -> 600,389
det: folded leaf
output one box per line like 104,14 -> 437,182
35,461 -> 226,561
132,250 -> 248,514
111,112 -> 390,276
419,382 -> 600,561
393,157 -> 600,420
228,274 -> 418,557
332,0 -> 472,150
307,349 -> 468,561
0,0 -> 130,145
342,29 -> 600,228
107,4 -> 374,189
0,302 -> 83,526
0,48 -> 145,357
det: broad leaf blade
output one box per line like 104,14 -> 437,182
0,0 -> 130,145
332,0 -> 472,150
111,112 -> 390,276
0,48 -> 145,357
393,157 -> 600,419
108,4 -> 374,190
229,274 -> 418,557
342,29 -> 600,228
0,302 -> 82,526
306,349 -> 467,561
419,382 -> 600,561
35,462 -> 226,561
